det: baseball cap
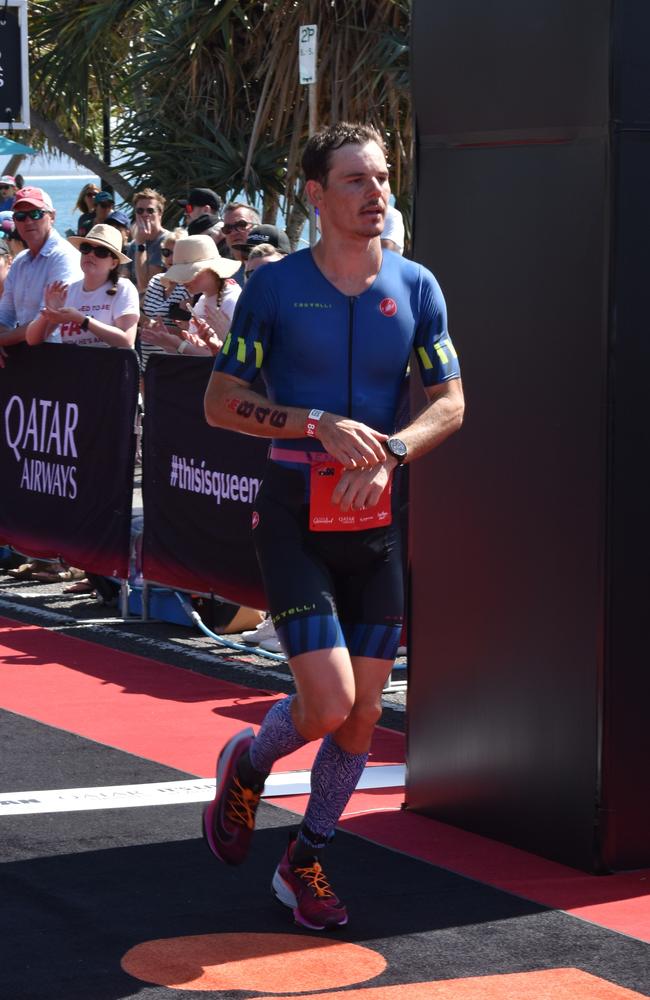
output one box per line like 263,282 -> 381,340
179,187 -> 223,213
187,212 -> 220,236
94,191 -> 115,205
105,209 -> 131,229
14,187 -> 54,211
235,224 -> 291,255
0,175 -> 16,186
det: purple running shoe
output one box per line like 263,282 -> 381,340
272,837 -> 348,930
203,727 -> 263,866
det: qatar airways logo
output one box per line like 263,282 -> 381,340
3,395 -> 79,499
379,297 -> 397,317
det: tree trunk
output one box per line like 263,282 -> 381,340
285,202 -> 309,251
2,154 -> 25,178
30,109 -> 135,200
262,190 -> 279,226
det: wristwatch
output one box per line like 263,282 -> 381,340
136,243 -> 147,253
386,437 -> 407,464
80,316 -> 90,331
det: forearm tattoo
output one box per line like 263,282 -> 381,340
226,396 -> 288,428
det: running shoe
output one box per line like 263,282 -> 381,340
259,635 -> 284,654
241,616 -> 278,647
203,727 -> 263,865
272,837 -> 348,930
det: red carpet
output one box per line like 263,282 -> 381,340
0,618 -> 403,775
1,615 -> 648,945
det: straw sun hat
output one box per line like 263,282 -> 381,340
68,224 -> 131,264
160,234 -> 241,285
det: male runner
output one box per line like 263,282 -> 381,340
203,122 -> 464,930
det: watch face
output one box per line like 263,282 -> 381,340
388,437 -> 407,459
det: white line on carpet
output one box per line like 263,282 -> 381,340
0,764 -> 405,816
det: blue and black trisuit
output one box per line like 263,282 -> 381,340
213,248 -> 461,661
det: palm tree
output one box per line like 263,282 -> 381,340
24,0 -> 412,240
24,0 -> 149,196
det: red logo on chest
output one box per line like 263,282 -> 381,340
379,297 -> 397,317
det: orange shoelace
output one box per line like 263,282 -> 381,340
294,861 -> 335,898
225,776 -> 261,830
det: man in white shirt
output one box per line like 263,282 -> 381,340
380,204 -> 405,254
0,187 -> 83,366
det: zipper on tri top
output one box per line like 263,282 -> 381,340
347,297 -> 355,417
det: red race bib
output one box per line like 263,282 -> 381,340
309,460 -> 393,532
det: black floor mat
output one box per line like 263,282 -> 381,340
1,714 -> 649,1000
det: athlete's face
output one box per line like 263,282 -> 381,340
309,140 -> 390,241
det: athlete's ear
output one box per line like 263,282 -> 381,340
305,179 -> 322,207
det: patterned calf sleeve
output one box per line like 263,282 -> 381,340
299,734 -> 368,850
248,694 -> 308,776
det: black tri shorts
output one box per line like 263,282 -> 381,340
252,461 -> 404,661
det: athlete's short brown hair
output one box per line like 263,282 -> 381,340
302,122 -> 387,187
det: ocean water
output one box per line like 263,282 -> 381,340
18,173 -> 103,237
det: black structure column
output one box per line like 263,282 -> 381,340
407,0 -> 650,871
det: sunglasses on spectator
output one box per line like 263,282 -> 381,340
135,206 -> 158,215
79,243 -> 117,260
160,247 -> 174,257
222,220 -> 252,234
0,184 -> 12,191
14,208 -> 47,221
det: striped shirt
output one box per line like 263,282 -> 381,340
141,273 -> 190,368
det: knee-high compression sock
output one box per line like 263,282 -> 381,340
243,695 -> 308,782
292,734 -> 368,861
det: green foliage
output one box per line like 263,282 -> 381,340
28,0 -> 146,151
26,0 -> 412,230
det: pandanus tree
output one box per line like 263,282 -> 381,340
23,0 -> 411,244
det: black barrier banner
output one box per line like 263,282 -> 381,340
142,355 -> 268,608
0,343 -> 138,578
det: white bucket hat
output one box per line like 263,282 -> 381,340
68,223 -> 131,264
160,234 -> 241,285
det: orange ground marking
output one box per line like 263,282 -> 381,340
121,932 -> 386,992
249,968 -> 648,1000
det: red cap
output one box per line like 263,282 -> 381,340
13,187 -> 54,211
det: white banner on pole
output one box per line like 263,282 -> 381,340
298,24 -> 317,85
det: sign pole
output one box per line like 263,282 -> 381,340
299,24 -> 318,246
308,83 -> 317,246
